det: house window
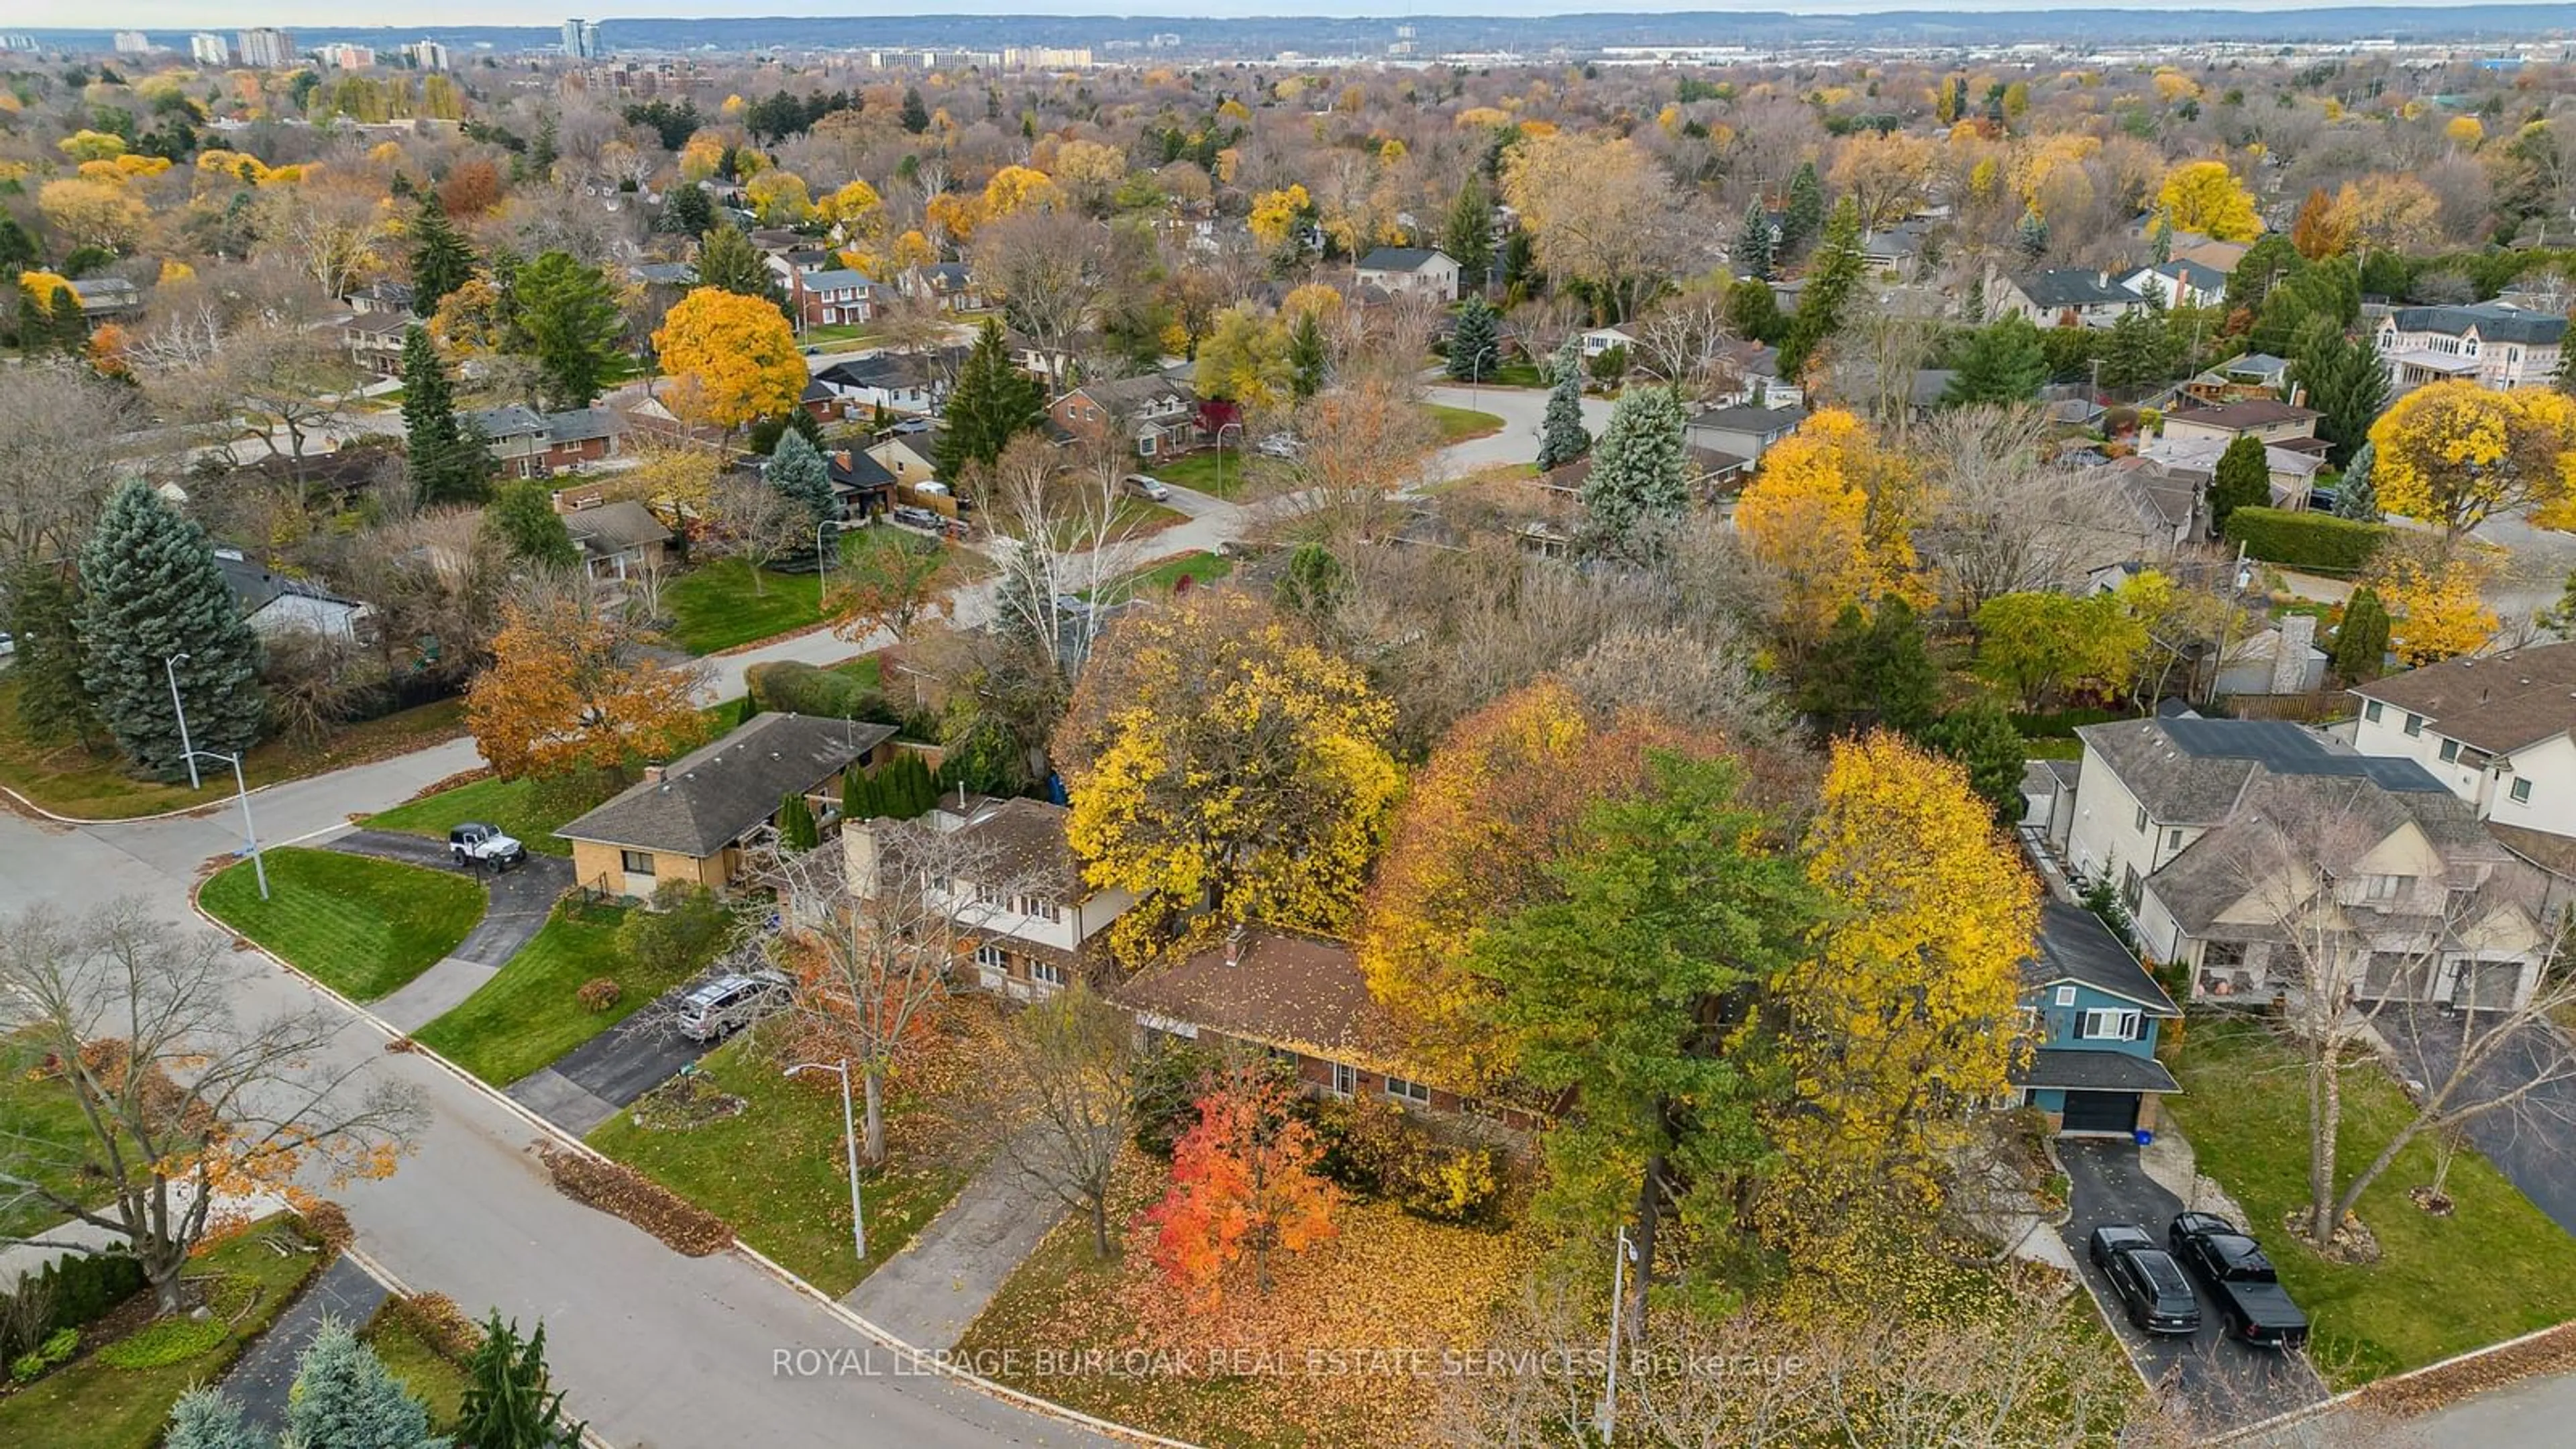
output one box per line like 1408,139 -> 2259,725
1030,961 -> 1066,987
2404,713 -> 2424,737
2202,941 -> 2247,969
1384,1075 -> 1432,1106
1330,1062 -> 1356,1098
2365,873 -> 2406,902
2167,829 -> 2184,852
2079,1008 -> 2143,1041
1024,897 -> 1063,923
2121,865 -> 2144,911
2512,777 -> 2534,805
620,850 -> 655,876
2440,739 -> 2460,763
2134,805 -> 2149,834
974,881 -> 1005,908
974,943 -> 1006,972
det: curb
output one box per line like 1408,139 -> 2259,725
190,886 -> 1191,1448
2214,1318 -> 2576,1444
341,1247 -> 619,1449
1,731 -> 480,828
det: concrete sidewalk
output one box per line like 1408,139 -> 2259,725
843,1130 -> 1067,1352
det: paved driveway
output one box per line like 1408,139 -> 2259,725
323,828 -> 574,1030
508,987 -> 715,1133
2377,1010 -> 2576,1238
2057,1140 -> 2328,1427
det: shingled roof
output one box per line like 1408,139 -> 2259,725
2351,641 -> 2576,755
2077,716 -> 2445,827
2023,900 -> 2179,1014
1117,928 -> 1417,1079
557,713 -> 894,857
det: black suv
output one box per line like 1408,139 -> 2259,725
2088,1222 -> 2201,1336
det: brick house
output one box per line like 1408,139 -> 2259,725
855,796 -> 1135,1002
1049,372 -> 1205,459
343,311 -> 413,377
464,405 -> 622,478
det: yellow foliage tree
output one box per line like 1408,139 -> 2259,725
1829,130 -> 1941,229
38,177 -> 149,252
1248,184 -> 1311,253
2155,160 -> 2262,241
17,270 -> 73,309
2151,69 -> 2202,104
981,164 -> 1062,219
2367,381 -> 2576,539
1734,409 -> 1927,643
924,190 -> 982,244
2329,174 -> 2442,256
744,169 -> 812,225
1049,138 -> 1128,209
1280,282 -> 1342,321
466,596 -> 709,783
1052,590 -> 1401,960
653,287 -> 808,435
595,439 -> 722,529
678,134 -> 727,182
818,178 -> 883,229
2448,115 -> 2487,149
58,129 -> 128,162
2369,547 -> 2498,666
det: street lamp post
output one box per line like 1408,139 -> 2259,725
165,653 -> 267,898
785,1059 -> 867,1262
815,518 -> 843,617
164,653 -> 200,791
1595,1225 -> 1637,1444
1213,421 -> 1243,497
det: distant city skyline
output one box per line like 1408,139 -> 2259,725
15,0 -> 2554,33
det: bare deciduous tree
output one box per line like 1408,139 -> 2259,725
973,209 -> 1107,395
0,368 -> 140,573
990,983 -> 1134,1258
1628,290 -> 1741,402
703,475 -> 808,598
983,435 -> 1148,678
1916,405 -> 2136,612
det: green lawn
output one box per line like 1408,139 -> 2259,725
2165,1016 -> 2576,1384
1089,551 -> 1233,604
800,323 -> 881,350
1146,448 -> 1254,501
0,679 -> 465,821
364,1301 -> 472,1431
0,1036 -> 111,1240
588,1032 -> 973,1295
1419,402 -> 1505,443
417,901 -> 716,1088
0,1216 -> 320,1449
364,774 -> 580,857
199,847 -> 486,1002
663,557 -> 835,654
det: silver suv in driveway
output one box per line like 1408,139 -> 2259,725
676,970 -> 792,1042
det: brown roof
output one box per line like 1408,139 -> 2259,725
951,796 -> 1080,894
2352,641 -> 2576,755
1116,928 -> 1410,1075
2488,822 -> 2576,883
2165,398 -> 2321,432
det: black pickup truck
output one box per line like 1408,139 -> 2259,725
2169,1212 -> 2311,1350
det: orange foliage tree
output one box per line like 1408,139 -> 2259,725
1144,1067 -> 1339,1301
653,286 -> 808,435
465,594 -> 710,783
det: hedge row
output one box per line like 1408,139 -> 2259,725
2221,505 -> 2390,575
0,1248 -> 147,1360
741,661 -> 896,724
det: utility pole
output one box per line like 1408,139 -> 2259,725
164,652 -> 200,792
785,1059 -> 867,1262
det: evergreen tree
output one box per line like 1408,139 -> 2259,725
778,792 -> 820,849
1780,197 -> 1864,377
767,431 -> 838,528
934,319 -> 1046,487
693,222 -> 792,324
1446,295 -> 1499,382
2224,233 -> 2303,316
900,87 -> 931,135
1942,317 -> 2047,406
49,286 -> 87,354
407,198 -> 477,315
2097,308 -> 2171,392
2151,210 -> 2174,265
2249,254 -> 2359,359
401,325 -> 490,506
1961,272 -> 1986,324
0,213 -> 36,274
2016,207 -> 2050,263
1536,341 -> 1591,472
843,766 -> 883,820
1578,384 -> 1688,551
659,183 -> 715,237
78,480 -> 264,779
1923,697 -> 2029,826
1734,199 -> 1775,282
1441,175 -> 1493,290
2332,587 -> 2391,682
286,1318 -> 447,1449
2289,316 -> 2387,468
9,561 -> 101,747
164,1386 -> 264,1449
513,250 -> 624,410
2209,433 -> 2271,533
15,286 -> 48,353
745,407 -> 824,456
2334,440 -> 2379,521
1800,599 -> 1938,736
486,480 -> 580,568
1779,161 -> 1825,260
455,1315 -> 584,1449
1724,278 -> 1783,345
1287,309 -> 1328,400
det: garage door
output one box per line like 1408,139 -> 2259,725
2062,1091 -> 2140,1134
2456,961 -> 2522,1013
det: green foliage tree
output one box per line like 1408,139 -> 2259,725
8,561 -> 101,747
2097,307 -> 2175,392
1287,308 -> 1328,400
2290,316 -> 2388,469
2016,207 -> 2050,262
934,319 -> 1046,487
1942,317 -> 2047,406
77,480 -> 264,777
766,431 -> 838,528
486,481 -> 580,569
1734,199 -> 1774,282
777,791 -> 820,849
408,198 -> 477,315
2333,586 -> 2392,682
1535,341 -> 1591,471
1974,590 -> 2146,710
900,87 -> 931,135
513,250 -> 624,410
1724,276 -> 1784,346
1442,174 -> 1493,289
2224,233 -> 2302,315
1780,197 -> 1864,377
659,184 -> 715,237
617,881 -> 733,977
1446,295 -> 1499,382
1923,697 -> 2028,826
455,1314 -> 584,1449
1779,160 -> 1825,260
1801,598 -> 1938,736
164,1386 -> 265,1449
2249,255 -> 2359,358
1578,383 -> 1688,552
2210,433 -> 2273,533
843,765 -> 885,820
285,1318 -> 447,1449
2334,440 -> 2379,521
1273,541 -> 1348,621
48,287 -> 87,355
400,325 -> 490,506
692,222 -> 792,324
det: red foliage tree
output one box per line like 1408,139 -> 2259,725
1144,1067 -> 1338,1301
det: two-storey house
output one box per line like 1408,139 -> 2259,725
787,267 -> 877,329
2374,302 -> 2567,394
2010,902 -> 2182,1136
1987,266 -> 2148,329
871,796 -> 1134,1001
1354,246 -> 1460,302
1049,373 -> 1205,458
1686,402 -> 1809,470
2349,641 -> 2576,871
2119,259 -> 2230,311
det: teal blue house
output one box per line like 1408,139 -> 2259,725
2012,901 -> 2182,1136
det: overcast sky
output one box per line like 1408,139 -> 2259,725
23,1 -> 2525,32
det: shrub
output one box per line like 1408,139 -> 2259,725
615,881 -> 733,977
9,1326 -> 78,1383
0,1248 -> 146,1359
101,1316 -> 227,1369
1129,1040 -> 1220,1158
1304,1094 -> 1509,1226
2222,505 -> 2389,574
302,1200 -> 356,1256
743,659 -> 890,722
576,977 -> 623,1012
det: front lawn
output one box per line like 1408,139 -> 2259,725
587,1013 -> 997,1295
0,1216 -> 321,1449
1148,449 -> 1255,500
364,773 -> 580,857
415,900 -> 715,1088
1419,402 -> 1506,443
0,1034 -> 111,1240
363,1300 -> 472,1431
0,679 -> 464,821
1089,551 -> 1232,604
663,557 -> 834,654
2165,1016 -> 2576,1383
199,847 -> 485,1002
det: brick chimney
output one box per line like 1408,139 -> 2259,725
2273,613 -> 2316,695
1223,924 -> 1246,968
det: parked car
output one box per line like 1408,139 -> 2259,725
1257,431 -> 1303,459
2095,1230 -> 2202,1337
2086,1222 -> 2157,1273
449,822 -> 527,871
2169,1212 -> 2310,1349
890,504 -> 947,533
1123,473 -> 1172,502
676,970 -> 792,1042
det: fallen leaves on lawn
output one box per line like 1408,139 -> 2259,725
536,1142 -> 734,1256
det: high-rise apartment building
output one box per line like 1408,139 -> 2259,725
561,19 -> 601,60
235,28 -> 296,69
113,32 -> 152,54
400,39 -> 450,70
189,33 -> 231,65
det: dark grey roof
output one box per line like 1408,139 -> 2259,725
1356,246 -> 1452,272
2146,769 -> 2504,936
2351,640 -> 2576,755
561,500 -> 671,554
213,554 -> 364,614
2385,302 -> 2567,346
2010,1048 -> 2181,1093
631,261 -> 699,286
2026,901 -> 2180,1014
556,713 -> 895,856
343,311 -> 413,337
1688,403 -> 1809,437
462,404 -> 547,441
826,448 -> 898,490
2078,717 -> 2445,826
2015,268 -> 2133,308
1073,372 -> 1198,409
542,407 -> 619,445
2149,259 -> 2230,292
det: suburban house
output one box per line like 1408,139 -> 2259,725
628,260 -> 699,289
342,311 -> 413,376
2139,432 -> 2327,510
464,405 -> 622,478
824,446 -> 901,519
2181,352 -> 2294,406
1353,246 -> 1461,302
2010,901 -> 2182,1136
851,795 -> 1135,1002
2374,302 -> 2567,394
1989,267 -> 2147,329
66,276 -> 142,320
2120,259 -> 2230,311
212,549 -> 373,643
1050,372 -> 1206,458
786,267 -> 877,328
2349,642 -> 2576,861
901,262 -> 983,312
2102,458 -> 2206,550
346,280 -> 415,315
865,427 -> 943,492
557,712 -> 902,899
2158,398 -> 2324,451
557,498 -> 674,583
1686,402 -> 1809,469
1709,341 -> 1800,409
814,351 -> 956,415
1578,324 -> 1638,361
2055,715 -> 2552,1011
1858,222 -> 1931,278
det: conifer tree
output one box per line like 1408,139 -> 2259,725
1579,384 -> 1688,551
454,1314 -> 584,1449
8,561 -> 101,747
900,87 -> 931,134
767,431 -> 838,528
1442,175 -> 1493,290
1446,295 -> 1499,382
2334,440 -> 2380,521
1924,696 -> 2029,825
2210,433 -> 2272,533
2017,207 -> 2050,262
2333,587 -> 2391,682
1734,199 -> 1775,282
77,479 -> 265,778
408,197 -> 477,315
1287,309 -> 1328,400
1942,317 -> 2048,406
692,221 -> 792,323
2290,315 -> 2387,469
659,183 -> 715,237
49,286 -> 87,354
1779,160 -> 1825,260
401,325 -> 490,506
285,1318 -> 447,1449
933,319 -> 1046,486
1780,198 -> 1864,377
486,480 -> 580,568
779,792 -> 820,849
164,1387 -> 265,1449
1536,341 -> 1591,471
